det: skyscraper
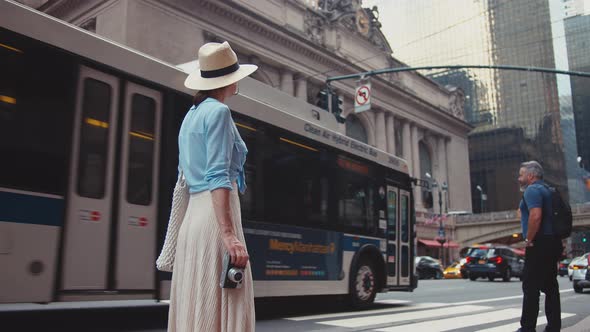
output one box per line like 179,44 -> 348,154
565,9 -> 590,201
372,0 -> 585,212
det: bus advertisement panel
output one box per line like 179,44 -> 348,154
244,222 -> 343,281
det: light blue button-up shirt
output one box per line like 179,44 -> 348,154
178,98 -> 248,194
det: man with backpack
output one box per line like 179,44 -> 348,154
517,161 -> 569,332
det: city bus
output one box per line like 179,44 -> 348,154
0,0 -> 417,308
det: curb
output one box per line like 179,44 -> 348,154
563,314 -> 590,332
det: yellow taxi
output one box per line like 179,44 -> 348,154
443,261 -> 464,279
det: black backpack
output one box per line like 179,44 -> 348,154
541,183 -> 572,239
522,183 -> 572,239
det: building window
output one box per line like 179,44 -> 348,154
346,114 -> 368,144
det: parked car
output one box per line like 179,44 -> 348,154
568,254 -> 589,281
558,258 -> 572,277
572,252 -> 590,293
443,261 -> 464,279
464,246 -> 525,282
415,256 -> 444,279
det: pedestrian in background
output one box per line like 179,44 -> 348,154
167,41 -> 257,332
517,161 -> 563,332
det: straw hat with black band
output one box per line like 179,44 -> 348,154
184,41 -> 258,91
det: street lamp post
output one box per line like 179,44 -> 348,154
476,185 -> 485,213
427,173 -> 446,267
441,182 -> 448,214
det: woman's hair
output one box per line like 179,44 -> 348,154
192,86 -> 225,106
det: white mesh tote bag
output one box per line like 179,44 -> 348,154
156,169 -> 189,272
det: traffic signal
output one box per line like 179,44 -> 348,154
316,89 -> 329,111
332,93 -> 345,123
582,234 -> 588,243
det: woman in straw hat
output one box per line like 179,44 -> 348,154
168,41 -> 257,332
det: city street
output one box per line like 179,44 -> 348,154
2,277 -> 588,332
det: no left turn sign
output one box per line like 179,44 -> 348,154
355,82 -> 371,113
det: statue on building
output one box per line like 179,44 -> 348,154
306,1 -> 388,52
304,11 -> 327,46
318,0 -> 359,21
447,86 -> 466,120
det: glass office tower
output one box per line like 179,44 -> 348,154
375,0 -> 586,212
565,12 -> 590,201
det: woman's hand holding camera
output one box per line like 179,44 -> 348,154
211,188 -> 249,268
222,233 -> 249,268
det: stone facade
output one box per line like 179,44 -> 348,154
28,0 -> 473,261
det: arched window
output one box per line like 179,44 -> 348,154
419,141 -> 433,209
346,115 -> 368,144
250,70 -> 273,86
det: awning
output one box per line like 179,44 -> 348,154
418,238 -> 460,248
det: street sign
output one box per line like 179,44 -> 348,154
482,194 -> 488,201
354,81 -> 371,113
438,229 -> 446,238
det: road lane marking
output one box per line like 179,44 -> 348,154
319,305 -> 490,328
286,302 -> 445,321
476,312 -> 576,332
375,308 -> 522,332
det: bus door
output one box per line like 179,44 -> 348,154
114,82 -> 162,290
61,66 -> 162,293
385,185 -> 399,285
385,185 -> 411,287
399,189 -> 411,286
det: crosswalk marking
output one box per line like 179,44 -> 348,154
319,305 -> 490,328
454,288 -> 574,306
375,308 -> 522,332
286,302 -> 445,321
375,299 -> 412,305
476,313 -> 576,332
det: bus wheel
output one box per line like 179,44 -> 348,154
350,259 -> 377,308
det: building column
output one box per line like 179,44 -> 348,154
294,74 -> 308,101
402,119 -> 412,172
411,124 -> 423,209
279,68 -> 294,95
433,135 -> 444,215
442,138 -> 450,210
388,115 -> 396,155
375,111 -> 387,151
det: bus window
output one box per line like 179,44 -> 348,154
387,189 -> 397,241
77,78 -> 112,199
401,194 -> 409,242
126,93 -> 156,205
0,30 -> 72,195
234,116 -> 260,220
262,131 -> 327,227
336,155 -> 375,235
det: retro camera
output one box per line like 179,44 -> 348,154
219,251 -> 244,289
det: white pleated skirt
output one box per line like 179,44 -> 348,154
167,184 -> 255,332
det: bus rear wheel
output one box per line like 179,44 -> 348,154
349,259 -> 377,308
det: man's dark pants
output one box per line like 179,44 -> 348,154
520,235 -> 563,331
